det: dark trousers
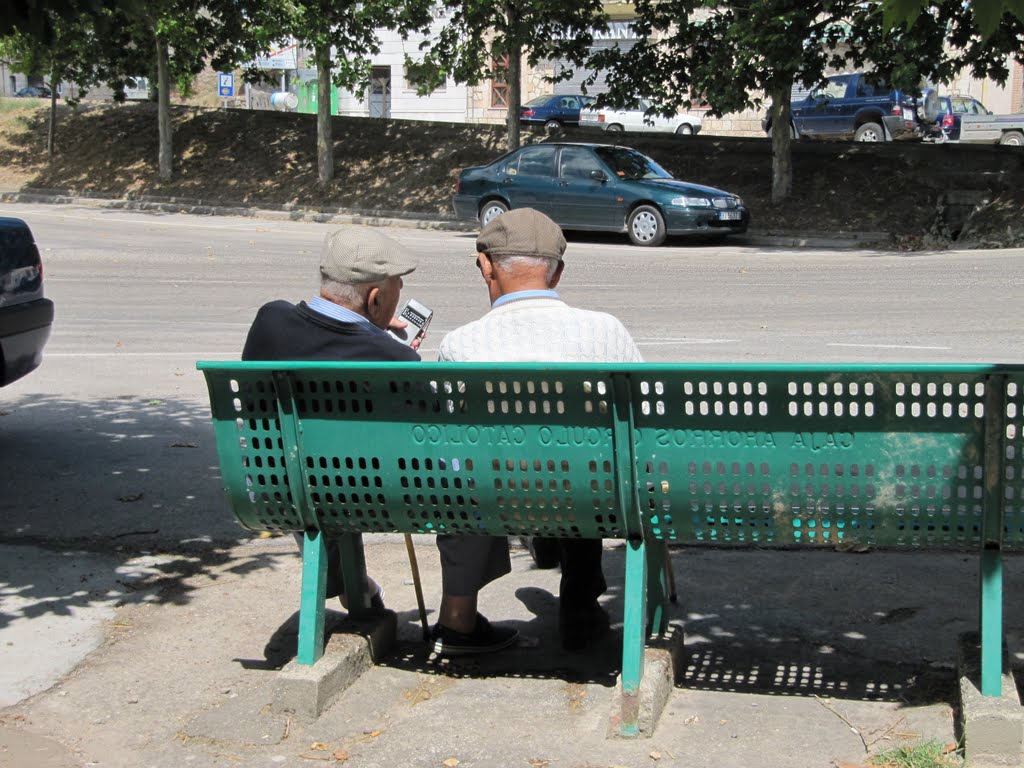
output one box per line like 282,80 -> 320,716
555,538 -> 607,614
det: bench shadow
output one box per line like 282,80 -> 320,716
0,392 -> 277,631
377,547 -> 1000,706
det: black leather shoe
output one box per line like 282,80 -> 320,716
431,613 -> 519,656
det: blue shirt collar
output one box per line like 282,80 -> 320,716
492,289 -> 560,308
307,296 -> 388,336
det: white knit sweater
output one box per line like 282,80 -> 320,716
437,297 -> 643,363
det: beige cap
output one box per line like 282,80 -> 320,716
476,208 -> 567,261
320,226 -> 418,284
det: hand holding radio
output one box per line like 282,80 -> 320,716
388,298 -> 433,347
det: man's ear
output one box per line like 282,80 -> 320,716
549,260 -> 565,289
365,286 -> 382,319
477,252 -> 496,282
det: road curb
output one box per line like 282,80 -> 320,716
0,189 -> 888,248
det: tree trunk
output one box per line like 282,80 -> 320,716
506,45 -> 521,151
504,0 -> 521,151
769,83 -> 793,204
47,73 -> 58,160
316,45 -> 333,185
156,34 -> 173,180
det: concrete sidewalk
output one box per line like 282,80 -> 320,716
4,536 -> 1022,768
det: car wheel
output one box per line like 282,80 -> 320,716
627,205 -> 666,247
479,199 -> 509,228
543,119 -> 561,131
675,124 -> 693,135
854,122 -> 884,142
999,131 -> 1024,146
606,124 -> 624,133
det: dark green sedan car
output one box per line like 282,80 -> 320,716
452,142 -> 748,246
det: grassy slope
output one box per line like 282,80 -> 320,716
1,99 -> 1022,245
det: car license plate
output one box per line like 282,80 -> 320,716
718,210 -> 742,221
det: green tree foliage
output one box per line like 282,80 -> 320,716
590,0 -> 1023,204
883,0 -> 1024,38
412,0 -> 609,150
1,7 -> 148,157
221,0 -> 434,184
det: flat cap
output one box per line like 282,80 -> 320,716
320,226 -> 417,284
476,208 -> 567,261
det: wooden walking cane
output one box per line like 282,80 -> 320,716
404,533 -> 430,642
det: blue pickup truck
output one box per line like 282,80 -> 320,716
763,72 -> 940,142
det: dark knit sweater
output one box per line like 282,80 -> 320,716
241,300 -> 421,363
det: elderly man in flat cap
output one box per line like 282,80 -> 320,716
438,208 -> 643,652
243,225 -> 519,656
241,226 -> 420,616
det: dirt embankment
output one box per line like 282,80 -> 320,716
1,100 -> 1022,248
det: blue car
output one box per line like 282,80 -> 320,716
519,94 -> 595,130
452,143 -> 749,246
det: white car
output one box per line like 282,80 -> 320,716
579,99 -> 702,135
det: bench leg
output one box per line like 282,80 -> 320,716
645,541 -> 669,638
980,546 -> 1003,697
336,533 -> 371,618
297,530 -> 328,665
619,537 -> 648,737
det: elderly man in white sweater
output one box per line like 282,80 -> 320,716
437,207 -> 643,652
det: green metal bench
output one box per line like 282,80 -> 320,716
198,361 -> 1024,736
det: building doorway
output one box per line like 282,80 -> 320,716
368,66 -> 391,118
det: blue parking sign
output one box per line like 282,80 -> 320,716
218,73 -> 234,98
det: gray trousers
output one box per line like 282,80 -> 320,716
436,534 -> 511,596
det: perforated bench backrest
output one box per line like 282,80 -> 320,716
199,362 -> 1024,550
200,362 -> 632,540
628,367 -> 1024,548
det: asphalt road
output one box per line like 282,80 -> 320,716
2,202 -> 1024,548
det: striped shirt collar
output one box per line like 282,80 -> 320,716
492,289 -> 561,308
307,296 -> 388,336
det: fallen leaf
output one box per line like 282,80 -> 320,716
332,750 -> 349,762
650,751 -> 662,760
442,759 -> 460,767
528,760 -> 550,768
944,743 -> 958,754
310,742 -> 330,751
118,492 -> 144,502
683,715 -> 699,724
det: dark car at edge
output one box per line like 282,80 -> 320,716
519,94 -> 596,131
452,142 -> 748,247
0,218 -> 54,386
